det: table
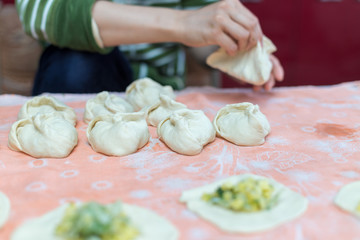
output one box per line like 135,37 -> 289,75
1,82 -> 360,239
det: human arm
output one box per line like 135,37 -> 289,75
16,0 -> 262,55
92,0 -> 263,55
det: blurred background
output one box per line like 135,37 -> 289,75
1,0 -> 360,95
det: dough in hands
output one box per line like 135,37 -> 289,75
213,102 -> 270,146
18,96 -> 77,126
125,77 -> 176,111
8,112 -> 78,158
180,174 -> 308,233
157,109 -> 216,155
145,94 -> 187,127
83,91 -> 134,124
0,191 -> 10,229
11,202 -> 179,240
334,181 -> 360,218
206,36 -> 277,86
87,112 -> 150,156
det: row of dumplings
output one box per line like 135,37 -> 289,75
8,78 -> 271,158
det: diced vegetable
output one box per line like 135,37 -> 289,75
55,201 -> 138,240
201,177 -> 278,212
356,201 -> 360,213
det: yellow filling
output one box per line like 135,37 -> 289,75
55,201 -> 138,240
355,201 -> 360,213
202,177 -> 277,212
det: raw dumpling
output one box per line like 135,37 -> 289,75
157,109 -> 216,155
8,112 -> 78,158
180,174 -> 308,233
83,91 -> 133,124
334,181 -> 360,218
18,96 -> 77,126
11,202 -> 179,240
87,112 -> 150,156
206,36 -> 277,86
145,94 -> 187,127
125,78 -> 175,111
213,102 -> 270,146
0,191 -> 10,229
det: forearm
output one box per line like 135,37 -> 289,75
92,1 -> 185,47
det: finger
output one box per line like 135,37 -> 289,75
228,0 -> 254,21
230,15 -> 262,51
214,29 -> 238,55
245,30 -> 257,51
217,14 -> 251,51
253,23 -> 263,46
264,75 -> 275,91
228,2 -> 263,46
270,55 -> 284,82
253,85 -> 262,92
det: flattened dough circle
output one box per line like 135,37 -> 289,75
180,174 -> 308,233
334,181 -> 360,218
0,191 -> 10,229
11,203 -> 179,240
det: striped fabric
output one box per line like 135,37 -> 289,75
16,0 -> 111,53
15,0 -> 217,89
116,0 -> 217,89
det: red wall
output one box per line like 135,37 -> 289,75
222,0 -> 360,87
1,0 -> 14,4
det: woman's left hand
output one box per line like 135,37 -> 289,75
253,54 -> 284,91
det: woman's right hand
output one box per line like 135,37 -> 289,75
178,0 -> 263,56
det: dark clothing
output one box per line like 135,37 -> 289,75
32,45 -> 133,95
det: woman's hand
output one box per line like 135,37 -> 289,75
253,55 -> 284,92
178,0 -> 263,56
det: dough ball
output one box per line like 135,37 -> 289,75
0,191 -> 10,229
145,94 -> 187,127
87,112 -> 150,156
206,36 -> 277,86
334,181 -> 360,218
11,202 -> 179,240
125,78 -> 175,111
83,91 -> 133,124
213,102 -> 270,146
18,96 -> 77,126
157,109 -> 216,155
8,112 -> 78,158
180,174 -> 308,233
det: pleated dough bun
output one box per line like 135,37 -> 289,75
125,77 -> 175,111
87,112 -> 150,157
213,102 -> 270,146
18,96 -> 77,126
145,94 -> 187,127
83,91 -> 133,124
8,112 -> 78,158
157,109 -> 216,156
206,36 -> 277,86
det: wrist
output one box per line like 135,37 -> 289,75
152,8 -> 189,44
170,10 -> 188,45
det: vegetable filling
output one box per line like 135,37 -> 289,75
55,201 -> 138,240
201,177 -> 278,212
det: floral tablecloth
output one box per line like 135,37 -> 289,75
1,81 -> 360,239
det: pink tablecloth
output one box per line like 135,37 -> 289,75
1,82 -> 360,240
